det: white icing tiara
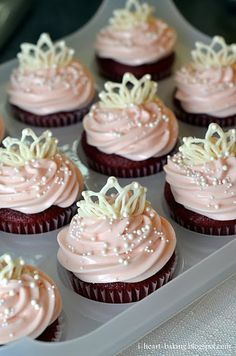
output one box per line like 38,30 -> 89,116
99,73 -> 158,109
179,123 -> 236,165
17,33 -> 75,71
109,0 -> 154,30
0,254 -> 25,281
0,128 -> 58,167
191,36 -> 236,68
77,176 -> 148,219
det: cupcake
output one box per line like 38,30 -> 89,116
164,123 -> 236,236
57,177 -> 177,303
174,36 -> 236,127
0,128 -> 84,234
82,73 -> 179,178
8,33 -> 96,127
0,254 -> 62,344
95,0 -> 176,81
0,116 -> 4,143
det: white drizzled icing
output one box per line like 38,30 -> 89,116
179,123 -> 236,165
99,73 -> 157,109
17,33 -> 74,72
0,255 -> 25,281
191,36 -> 236,69
96,0 -> 176,66
84,73 -> 178,161
58,177 -> 176,283
0,128 -> 83,214
109,0 -> 154,30
0,129 -> 58,167
77,176 -> 148,219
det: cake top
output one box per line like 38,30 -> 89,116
17,33 -> 75,72
191,36 -> 236,69
0,128 -> 58,167
98,73 -> 158,109
109,0 -> 154,30
0,254 -> 26,281
178,123 -> 236,165
77,176 -> 148,219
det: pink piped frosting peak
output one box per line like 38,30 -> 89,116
57,177 -> 176,283
83,73 -> 178,161
175,36 -> 236,117
8,34 -> 95,115
0,129 -> 83,214
164,123 -> 236,221
0,254 -> 62,345
95,0 -> 176,65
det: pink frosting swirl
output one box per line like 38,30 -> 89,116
164,156 -> 236,221
175,65 -> 236,117
0,153 -> 84,214
0,116 -> 4,142
0,266 -> 62,345
57,208 -> 176,283
83,99 -> 178,161
8,61 -> 95,115
96,19 -> 176,65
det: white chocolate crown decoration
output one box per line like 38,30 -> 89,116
99,73 -> 158,109
0,128 -> 58,167
17,33 -> 75,71
77,177 -> 148,219
109,0 -> 154,30
0,254 -> 25,281
191,36 -> 236,69
179,123 -> 236,165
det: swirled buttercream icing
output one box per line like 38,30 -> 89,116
0,129 -> 83,214
164,124 -> 236,221
8,33 -> 95,115
95,0 -> 176,65
57,177 -> 176,283
175,36 -> 236,117
0,254 -> 62,345
83,73 -> 178,161
0,116 -> 4,142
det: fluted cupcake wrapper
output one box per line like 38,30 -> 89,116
10,103 -> 93,128
81,132 -> 179,178
65,252 -> 177,303
85,155 -> 170,178
173,94 -> 236,128
0,203 -> 77,235
37,316 -> 63,343
164,183 -> 236,236
96,52 -> 175,82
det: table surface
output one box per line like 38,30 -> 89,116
1,1 -> 236,355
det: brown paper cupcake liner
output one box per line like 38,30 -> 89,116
37,315 -> 63,342
65,252 -> 177,303
173,94 -> 236,127
10,102 -> 93,128
164,183 -> 236,236
96,52 -> 175,82
81,132 -> 179,178
0,203 -> 77,235
0,316 -> 63,346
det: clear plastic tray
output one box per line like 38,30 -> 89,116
0,1 -> 235,355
